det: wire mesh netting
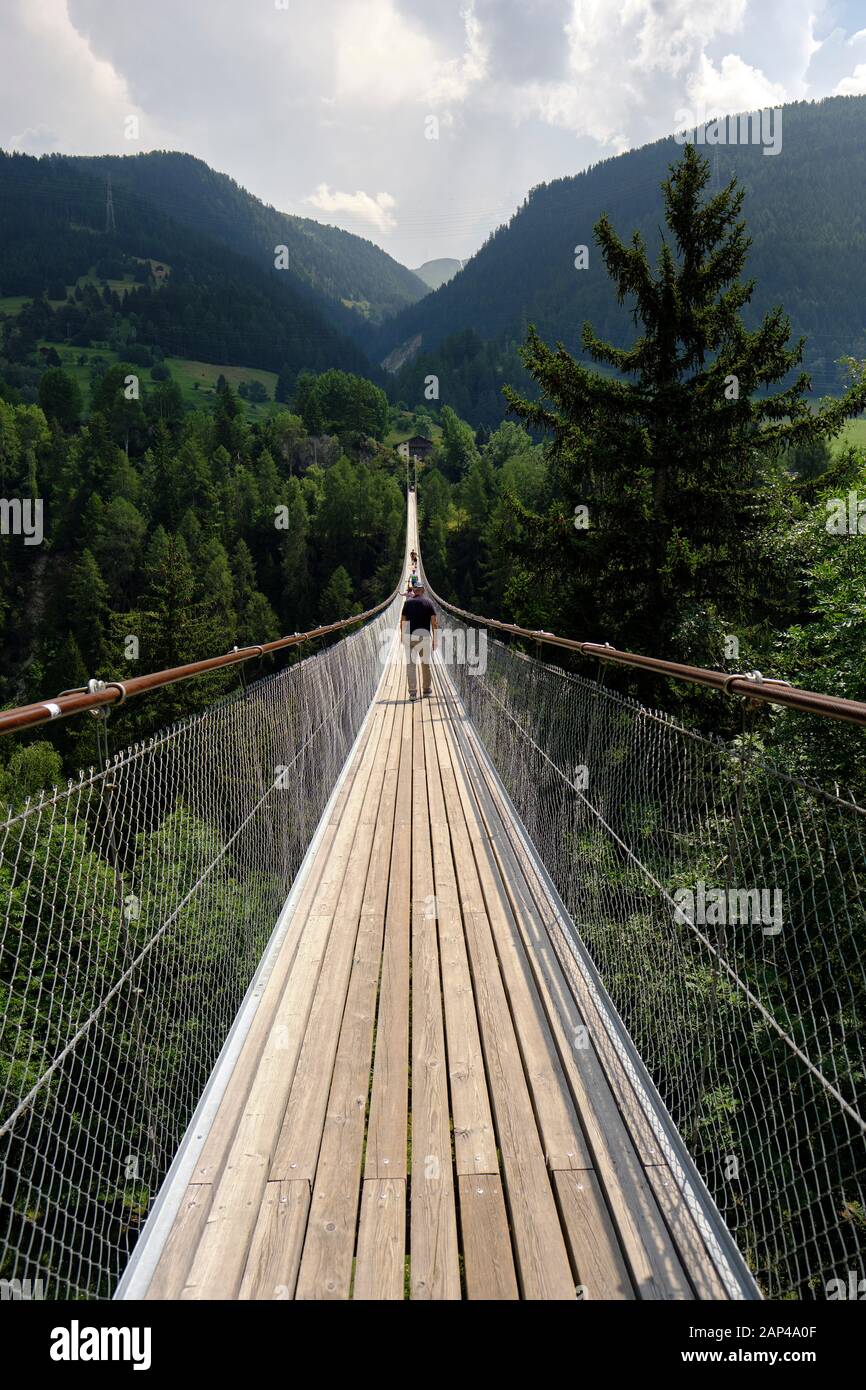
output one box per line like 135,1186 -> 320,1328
437,613 -> 866,1300
0,597 -> 400,1299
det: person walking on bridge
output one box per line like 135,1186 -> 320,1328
401,581 -> 436,700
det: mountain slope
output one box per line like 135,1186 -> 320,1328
0,150 -> 374,383
70,151 -> 427,328
378,95 -> 866,419
411,258 -> 464,290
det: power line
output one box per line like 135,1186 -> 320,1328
105,175 -> 116,235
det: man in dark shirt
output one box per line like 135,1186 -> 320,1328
401,582 -> 437,699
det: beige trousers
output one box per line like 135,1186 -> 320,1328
406,630 -> 432,696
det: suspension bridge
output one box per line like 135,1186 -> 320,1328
0,494 -> 863,1301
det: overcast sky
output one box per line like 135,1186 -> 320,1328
3,0 -> 866,268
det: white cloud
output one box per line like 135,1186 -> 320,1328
629,0 -> 748,77
426,4 -> 488,104
835,63 -> 866,95
511,0 -> 751,146
0,0 -> 160,153
332,0 -> 486,107
687,53 -> 788,119
7,122 -> 62,154
305,184 -> 398,233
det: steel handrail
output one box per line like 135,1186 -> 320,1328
424,587 -> 866,728
0,587 -> 401,736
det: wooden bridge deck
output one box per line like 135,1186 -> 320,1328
134,625 -> 741,1301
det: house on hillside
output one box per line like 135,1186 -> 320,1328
397,435 -> 435,463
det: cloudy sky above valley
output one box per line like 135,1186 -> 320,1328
3,0 -> 866,268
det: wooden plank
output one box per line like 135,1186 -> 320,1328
449,693 -> 666,1168
178,680 -> 395,1299
410,696 -> 460,1300
294,693 -> 403,1299
422,693 -> 498,1175
462,907 -> 576,1300
645,1165 -> 731,1300
192,694 -> 388,1189
270,687 -> 400,1185
292,907 -> 385,1300
553,1170 -> 634,1301
354,1179 -> 406,1301
428,696 -> 576,1300
144,1185 -> 211,1300
237,1180 -> 311,1300
458,1174 -> 519,1300
364,670 -> 412,1181
435,690 -> 592,1173
436,671 -> 694,1301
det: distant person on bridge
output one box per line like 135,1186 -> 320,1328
401,581 -> 436,700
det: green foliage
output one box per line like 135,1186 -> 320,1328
320,565 -> 355,621
294,368 -> 389,441
438,404 -> 480,481
772,450 -> 866,793
0,741 -> 63,806
0,379 -> 404,764
785,435 -> 834,481
37,368 -> 81,430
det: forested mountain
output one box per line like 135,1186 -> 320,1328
70,152 -> 427,329
0,150 -> 376,388
379,95 -> 866,422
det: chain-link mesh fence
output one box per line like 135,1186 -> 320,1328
437,613 -> 866,1300
0,597 -> 400,1299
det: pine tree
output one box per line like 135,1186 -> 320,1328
240,590 -> 280,647
505,144 -> 866,663
40,633 -> 92,768
320,565 -> 355,622
92,496 -> 147,606
417,469 -> 451,594
67,548 -> 111,671
280,477 -> 311,630
213,379 -> 246,458
137,530 -> 234,722
139,529 -> 200,677
38,368 -> 82,431
315,455 -> 358,581
232,539 -> 258,622
197,537 -> 237,648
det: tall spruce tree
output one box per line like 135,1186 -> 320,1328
505,144 -> 866,663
